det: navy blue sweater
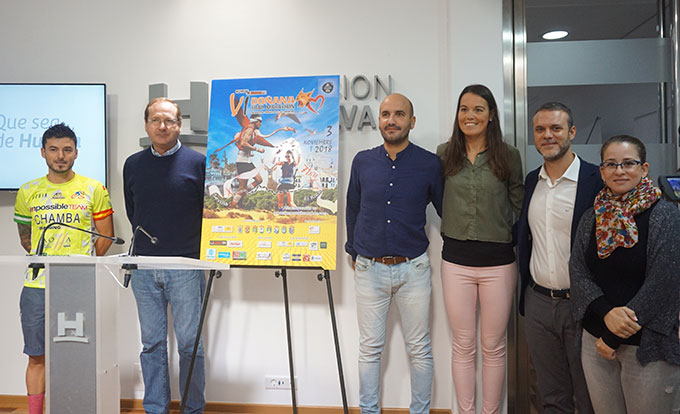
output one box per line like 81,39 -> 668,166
123,145 -> 206,258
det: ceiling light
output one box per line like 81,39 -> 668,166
542,30 -> 568,40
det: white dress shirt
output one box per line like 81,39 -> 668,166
528,155 -> 580,290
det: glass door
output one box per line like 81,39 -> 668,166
503,1 -> 678,412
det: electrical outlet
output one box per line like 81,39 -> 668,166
265,375 -> 297,390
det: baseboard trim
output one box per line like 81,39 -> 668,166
1,395 -> 451,413
0,394 -> 27,408
122,399 -> 451,413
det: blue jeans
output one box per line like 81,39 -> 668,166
354,253 -> 433,414
131,269 -> 206,414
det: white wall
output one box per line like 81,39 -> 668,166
0,1 -> 504,411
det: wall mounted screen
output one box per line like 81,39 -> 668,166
0,83 -> 107,190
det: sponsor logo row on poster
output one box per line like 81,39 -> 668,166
211,224 -> 322,235
205,223 -> 326,262
205,249 -> 324,263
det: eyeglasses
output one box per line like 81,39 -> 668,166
600,160 -> 643,171
148,118 -> 179,127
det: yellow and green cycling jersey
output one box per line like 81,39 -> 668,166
14,173 -> 113,288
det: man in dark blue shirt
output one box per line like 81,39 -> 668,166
345,93 -> 443,414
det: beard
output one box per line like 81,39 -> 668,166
539,140 -> 571,162
380,127 -> 409,146
47,160 -> 74,174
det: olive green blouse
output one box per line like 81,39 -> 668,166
436,142 -> 524,243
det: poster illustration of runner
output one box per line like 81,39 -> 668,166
201,75 -> 339,270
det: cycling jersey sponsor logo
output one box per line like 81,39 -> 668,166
30,203 -> 87,212
30,192 -> 48,201
34,212 -> 82,226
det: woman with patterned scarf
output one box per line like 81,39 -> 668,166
569,135 -> 680,413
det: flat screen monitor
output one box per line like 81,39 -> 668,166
667,177 -> 680,197
0,83 -> 107,190
660,175 -> 680,202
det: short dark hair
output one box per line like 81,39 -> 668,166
535,102 -> 574,129
144,97 -> 181,122
601,134 -> 647,163
42,123 -> 77,148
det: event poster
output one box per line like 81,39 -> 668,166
201,75 -> 339,270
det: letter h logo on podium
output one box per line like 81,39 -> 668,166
53,312 -> 89,343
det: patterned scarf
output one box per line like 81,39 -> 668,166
594,176 -> 661,259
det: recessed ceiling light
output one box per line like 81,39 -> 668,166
542,30 -> 568,40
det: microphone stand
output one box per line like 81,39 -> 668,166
122,226 -> 159,288
179,268 -> 221,414
29,221 -> 125,280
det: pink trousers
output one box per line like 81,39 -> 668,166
441,260 -> 517,414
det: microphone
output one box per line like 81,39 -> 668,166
123,226 -> 159,288
30,221 -> 126,280
128,226 -> 159,255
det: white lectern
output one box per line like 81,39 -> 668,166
1,255 -> 228,414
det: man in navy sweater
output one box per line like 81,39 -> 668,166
123,98 -> 207,414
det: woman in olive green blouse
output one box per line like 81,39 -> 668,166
437,84 -> 523,414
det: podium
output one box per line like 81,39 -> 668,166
0,255 -> 228,414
